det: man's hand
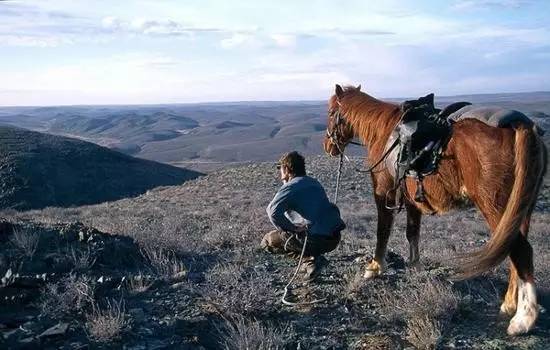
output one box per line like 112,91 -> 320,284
294,225 -> 307,233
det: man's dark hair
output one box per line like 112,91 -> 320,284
278,151 -> 306,176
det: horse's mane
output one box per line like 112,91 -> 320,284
338,86 -> 401,146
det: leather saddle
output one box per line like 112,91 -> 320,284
384,94 -> 458,206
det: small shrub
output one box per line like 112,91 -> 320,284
204,262 -> 272,316
69,246 -> 96,271
125,273 -> 153,294
40,274 -> 94,318
377,274 -> 459,349
10,227 -> 39,259
86,299 -> 128,343
140,246 -> 186,279
406,313 -> 442,350
220,315 -> 290,350
342,266 -> 363,300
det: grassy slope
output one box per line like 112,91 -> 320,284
0,126 -> 202,210
3,156 -> 549,349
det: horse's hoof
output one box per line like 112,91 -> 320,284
507,306 -> 538,336
363,269 -> 379,279
507,315 -> 534,336
363,260 -> 384,279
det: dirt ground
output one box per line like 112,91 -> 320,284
1,156 -> 549,349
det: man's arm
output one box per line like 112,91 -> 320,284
266,185 -> 298,232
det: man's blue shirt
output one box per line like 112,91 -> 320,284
266,176 -> 345,237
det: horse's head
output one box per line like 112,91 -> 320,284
323,84 -> 360,157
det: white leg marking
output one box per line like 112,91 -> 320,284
363,259 -> 386,279
507,280 -> 539,336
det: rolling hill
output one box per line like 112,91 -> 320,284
0,126 -> 202,210
0,92 -> 548,172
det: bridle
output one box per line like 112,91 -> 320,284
325,104 -> 399,204
325,107 -> 363,153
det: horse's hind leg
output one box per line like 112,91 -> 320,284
504,152 -> 543,333
506,146 -> 546,332
507,232 -> 538,335
405,202 -> 421,268
500,216 -> 534,316
500,264 -> 518,316
364,194 -> 395,279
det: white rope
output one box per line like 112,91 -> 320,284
281,232 -> 327,306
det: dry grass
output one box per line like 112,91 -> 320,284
10,226 -> 39,259
125,273 -> 153,294
140,246 -> 187,279
40,274 -> 94,318
406,314 -> 442,350
85,299 -> 129,343
342,265 -> 364,299
204,261 -> 273,316
219,315 -> 290,350
68,246 -> 96,272
377,274 -> 460,349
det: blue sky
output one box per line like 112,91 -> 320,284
0,0 -> 549,106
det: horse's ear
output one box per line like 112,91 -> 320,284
356,84 -> 361,91
335,84 -> 344,99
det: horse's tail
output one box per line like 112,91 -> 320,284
455,125 -> 546,280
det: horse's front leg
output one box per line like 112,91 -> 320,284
364,193 -> 395,279
405,201 -> 421,268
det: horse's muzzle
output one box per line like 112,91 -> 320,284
323,138 -> 341,157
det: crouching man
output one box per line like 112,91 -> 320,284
261,151 -> 345,280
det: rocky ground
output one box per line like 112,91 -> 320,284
0,156 -> 549,349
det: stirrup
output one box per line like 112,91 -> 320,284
385,185 -> 404,211
414,178 -> 427,202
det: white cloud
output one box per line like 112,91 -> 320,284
0,34 -> 72,47
220,33 -> 256,48
270,34 -> 296,48
452,0 -> 531,11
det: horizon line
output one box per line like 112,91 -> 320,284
1,90 -> 549,109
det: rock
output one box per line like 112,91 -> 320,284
39,323 -> 69,338
2,328 -> 23,340
2,268 -> 13,286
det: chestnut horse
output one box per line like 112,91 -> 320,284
323,85 -> 547,335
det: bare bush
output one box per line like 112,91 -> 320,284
86,299 -> 128,343
406,314 -> 443,350
141,246 -> 186,279
204,262 -> 272,316
40,274 -> 94,318
10,227 -> 39,259
125,273 -> 153,294
341,266 -> 363,299
69,246 -> 96,271
377,274 -> 459,349
220,315 -> 290,350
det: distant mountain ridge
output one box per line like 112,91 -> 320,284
0,92 -> 548,170
0,126 -> 202,210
